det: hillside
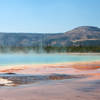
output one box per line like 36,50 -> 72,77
45,26 -> 100,46
0,26 -> 100,47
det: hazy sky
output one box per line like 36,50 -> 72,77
0,0 -> 100,33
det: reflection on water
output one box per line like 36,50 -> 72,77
0,73 -> 87,86
0,78 -> 13,86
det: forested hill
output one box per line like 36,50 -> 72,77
0,26 -> 100,47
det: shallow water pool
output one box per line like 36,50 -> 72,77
0,53 -> 100,66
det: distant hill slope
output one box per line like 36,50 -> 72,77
45,26 -> 100,46
0,26 -> 100,47
65,26 -> 100,41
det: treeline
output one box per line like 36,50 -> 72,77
44,46 -> 100,53
66,46 -> 100,53
0,46 -> 100,53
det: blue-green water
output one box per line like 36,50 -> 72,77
0,53 -> 100,66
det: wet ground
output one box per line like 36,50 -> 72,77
0,73 -> 88,86
0,61 -> 100,100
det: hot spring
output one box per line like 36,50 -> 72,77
0,53 -> 100,66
